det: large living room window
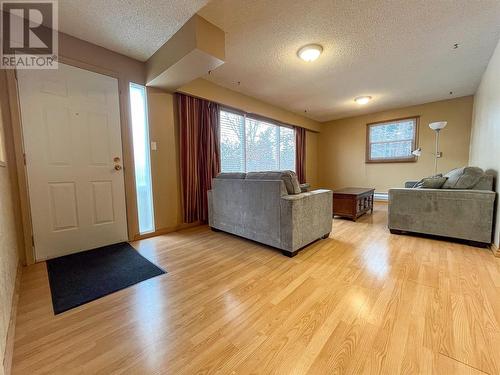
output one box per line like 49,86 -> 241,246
219,108 -> 295,172
366,116 -> 419,163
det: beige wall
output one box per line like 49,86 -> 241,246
317,96 -> 474,192
59,33 -> 145,84
0,71 -> 21,375
147,88 -> 182,232
469,39 -> 500,247
146,80 -> 321,231
306,131 -> 319,188
178,78 -> 321,132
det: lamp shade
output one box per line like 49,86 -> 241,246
429,121 -> 447,131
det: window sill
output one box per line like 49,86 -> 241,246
365,157 -> 417,164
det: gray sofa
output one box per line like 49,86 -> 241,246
388,167 -> 496,246
208,171 -> 333,256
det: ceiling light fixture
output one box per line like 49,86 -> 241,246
297,44 -> 323,62
354,96 -> 372,105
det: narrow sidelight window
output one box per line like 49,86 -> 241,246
129,83 -> 155,234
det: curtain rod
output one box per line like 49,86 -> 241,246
175,91 -> 319,133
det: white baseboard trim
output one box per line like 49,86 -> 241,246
3,262 -> 22,375
492,242 -> 499,257
374,192 -> 388,201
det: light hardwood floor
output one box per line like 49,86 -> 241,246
11,203 -> 500,374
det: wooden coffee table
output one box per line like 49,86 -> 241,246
332,187 -> 375,221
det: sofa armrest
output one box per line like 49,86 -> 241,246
281,189 -> 331,202
388,188 -> 496,243
280,189 -> 333,252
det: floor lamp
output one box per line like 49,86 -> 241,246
429,121 -> 447,174
412,121 -> 447,174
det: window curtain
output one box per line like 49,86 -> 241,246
177,93 -> 220,223
295,126 -> 306,183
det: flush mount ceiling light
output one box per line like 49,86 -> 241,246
354,96 -> 372,105
297,44 -> 323,62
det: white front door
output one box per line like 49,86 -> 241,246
17,63 -> 128,261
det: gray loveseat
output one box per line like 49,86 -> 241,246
208,171 -> 333,256
388,167 -> 496,246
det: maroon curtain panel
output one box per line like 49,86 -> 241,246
295,126 -> 306,183
177,93 -> 220,223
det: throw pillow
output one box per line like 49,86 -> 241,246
416,176 -> 448,189
300,183 -> 310,193
441,167 -> 464,188
284,170 -> 302,194
412,173 -> 443,188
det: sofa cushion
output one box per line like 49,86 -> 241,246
472,174 -> 494,191
414,176 -> 448,189
216,172 -> 247,179
442,167 -> 485,189
246,170 -> 301,194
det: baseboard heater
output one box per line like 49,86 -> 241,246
374,192 -> 388,201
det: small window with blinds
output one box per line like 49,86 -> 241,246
219,109 -> 296,173
366,116 -> 419,163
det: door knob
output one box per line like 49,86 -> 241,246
114,165 -> 122,171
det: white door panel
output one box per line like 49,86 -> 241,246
18,63 -> 128,261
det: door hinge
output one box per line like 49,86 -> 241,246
23,153 -> 26,165
31,235 -> 35,246
14,69 -> 18,81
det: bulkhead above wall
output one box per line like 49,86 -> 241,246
146,15 -> 225,91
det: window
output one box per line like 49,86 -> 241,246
366,116 -> 419,163
219,109 -> 295,172
129,83 -> 155,234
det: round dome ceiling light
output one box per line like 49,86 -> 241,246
354,96 -> 372,105
297,44 -> 323,62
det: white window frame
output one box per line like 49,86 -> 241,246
129,83 -> 155,234
366,116 -> 419,163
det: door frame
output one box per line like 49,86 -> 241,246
6,57 -> 140,265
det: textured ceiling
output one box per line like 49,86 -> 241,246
198,0 -> 500,121
56,0 -> 209,61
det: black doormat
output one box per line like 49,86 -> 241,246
46,242 -> 166,314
